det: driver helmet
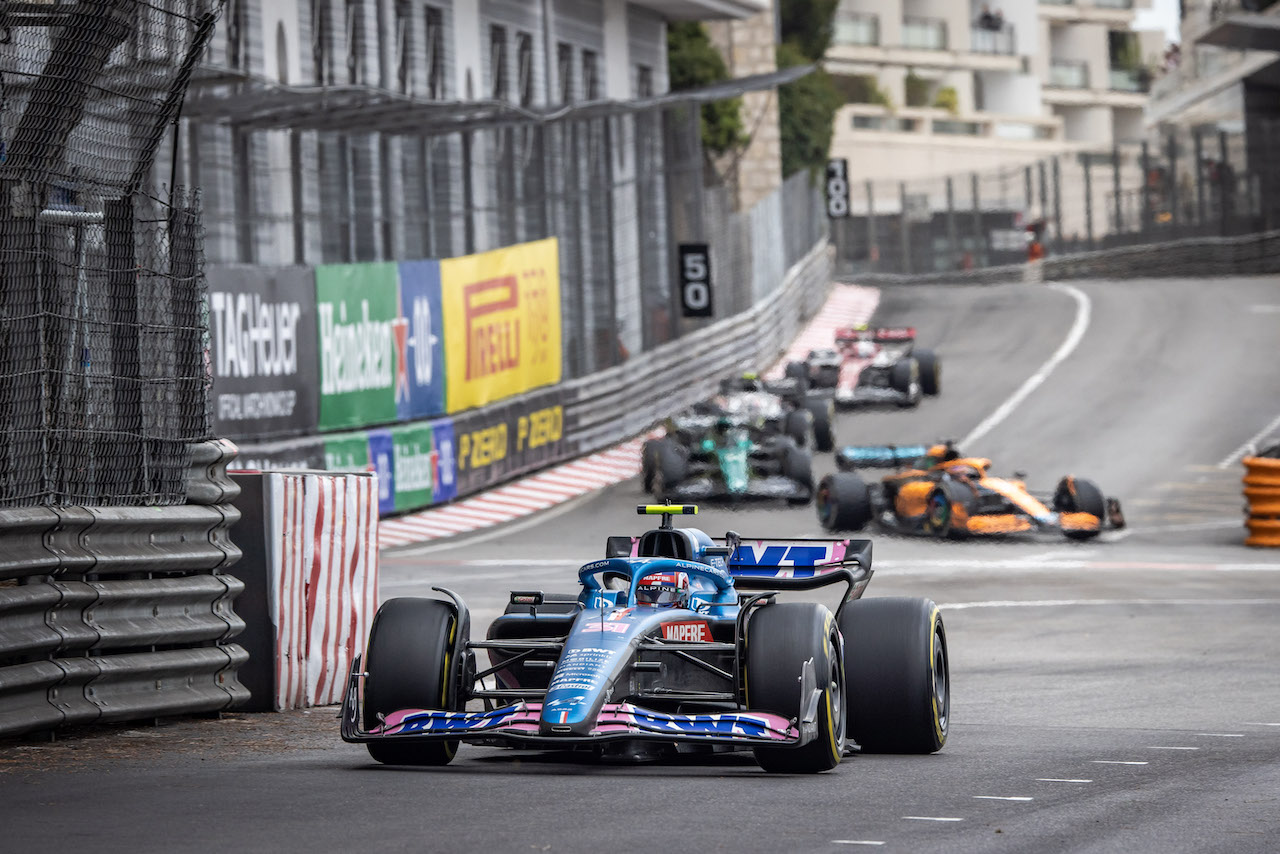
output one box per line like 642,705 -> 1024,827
739,371 -> 761,392
853,340 -> 878,358
635,571 -> 690,608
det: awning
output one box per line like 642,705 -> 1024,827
180,64 -> 813,135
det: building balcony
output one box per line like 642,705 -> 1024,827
627,0 -> 771,20
970,24 -> 1016,55
1048,59 -> 1090,88
842,104 -> 1061,143
1038,0 -> 1137,24
833,12 -> 880,47
903,17 -> 948,51
1108,66 -> 1151,92
1197,0 -> 1280,51
1094,0 -> 1134,8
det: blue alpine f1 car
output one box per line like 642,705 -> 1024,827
340,505 -> 949,773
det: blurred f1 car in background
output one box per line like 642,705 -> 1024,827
787,326 -> 940,409
816,441 -> 1125,540
341,504 -> 950,773
642,416 -> 814,505
712,371 -> 835,452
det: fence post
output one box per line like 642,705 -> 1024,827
1083,153 -> 1094,249
460,130 -> 475,255
1051,157 -> 1063,255
1167,130 -> 1179,231
601,118 -> 619,369
971,172 -> 983,267
1112,144 -> 1122,237
1140,140 -> 1152,236
1218,129 -> 1230,234
945,176 -> 958,271
1037,160 -> 1048,241
106,197 -> 144,499
1024,165 -> 1034,220
866,180 -> 876,272
899,181 -> 911,275
1193,127 -> 1205,228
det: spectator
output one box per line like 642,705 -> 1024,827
977,5 -> 1000,31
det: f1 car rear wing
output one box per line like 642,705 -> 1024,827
836,443 -> 931,468
834,326 -> 916,344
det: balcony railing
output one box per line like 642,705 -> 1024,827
1093,0 -> 1134,8
834,12 -> 880,47
902,17 -> 948,50
970,24 -> 1016,55
1048,59 -> 1089,88
1039,0 -> 1074,5
1108,67 -> 1151,92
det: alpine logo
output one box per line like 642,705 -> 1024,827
662,621 -> 711,643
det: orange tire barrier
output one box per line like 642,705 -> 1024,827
1243,456 -> 1280,547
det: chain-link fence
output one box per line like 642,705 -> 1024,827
832,120 -> 1280,276
190,99 -> 827,382
0,1 -> 222,507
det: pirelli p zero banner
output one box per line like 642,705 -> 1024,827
451,387 -> 565,497
315,261 -> 447,431
207,266 -> 319,440
440,237 -> 562,414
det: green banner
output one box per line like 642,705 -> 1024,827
391,422 -> 437,512
323,432 -> 371,472
316,263 -> 400,430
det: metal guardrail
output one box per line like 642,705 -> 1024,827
0,439 -> 248,739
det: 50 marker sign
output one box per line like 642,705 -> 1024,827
825,159 -> 851,219
678,243 -> 713,318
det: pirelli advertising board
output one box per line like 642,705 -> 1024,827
440,237 -> 562,414
451,387 -> 565,496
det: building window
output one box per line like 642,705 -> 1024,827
557,41 -> 573,103
635,64 -> 652,98
490,25 -> 508,101
345,0 -> 362,85
516,31 -> 534,107
314,0 -> 333,85
395,0 -> 410,93
581,49 -> 598,100
226,0 -> 245,69
425,5 -> 444,99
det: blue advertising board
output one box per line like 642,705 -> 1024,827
396,260 -> 448,421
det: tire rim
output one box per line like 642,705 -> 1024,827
828,637 -> 845,747
933,623 -> 949,734
927,492 -> 949,532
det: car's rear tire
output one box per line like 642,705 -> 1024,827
784,409 -> 813,448
785,361 -> 809,382
782,446 -> 814,506
641,439 -> 660,493
805,397 -> 836,453
816,365 -> 841,389
363,598 -> 462,766
1054,476 -> 1106,540
915,348 -> 941,396
747,603 -> 845,773
816,473 -> 873,532
889,358 -> 918,394
650,438 -> 688,500
840,597 -> 948,754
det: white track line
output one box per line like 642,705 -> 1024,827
960,283 -> 1090,447
1217,409 -> 1280,469
942,598 -> 1280,610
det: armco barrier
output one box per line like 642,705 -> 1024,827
0,440 -> 248,738
1244,450 -> 1280,548
228,470 -> 379,711
842,230 -> 1280,287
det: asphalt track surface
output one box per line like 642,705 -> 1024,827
4,277 -> 1280,854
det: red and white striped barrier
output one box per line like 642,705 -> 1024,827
379,284 -> 880,549
267,471 -> 379,709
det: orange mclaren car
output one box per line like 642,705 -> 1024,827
816,442 -> 1124,540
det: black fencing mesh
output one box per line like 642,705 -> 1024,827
0,1 -> 222,507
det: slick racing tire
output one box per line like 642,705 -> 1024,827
650,438 -> 688,501
816,473 -> 873,532
785,409 -> 814,448
889,358 -> 918,395
641,439 -> 660,493
746,603 -> 845,773
840,597 -> 949,754
785,360 -> 810,383
915,348 -> 941,396
923,480 -> 969,539
816,365 -> 841,389
1053,476 -> 1107,540
363,598 -> 464,766
805,396 -> 836,453
782,445 -> 814,506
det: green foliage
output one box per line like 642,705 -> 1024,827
777,41 -> 842,178
779,0 -> 841,61
831,74 -> 892,107
932,85 -> 958,113
667,21 -> 746,155
904,69 -> 930,108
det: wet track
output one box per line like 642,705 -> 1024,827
4,277 -> 1280,853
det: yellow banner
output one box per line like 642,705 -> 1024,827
441,237 -> 562,413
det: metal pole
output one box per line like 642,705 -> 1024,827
1218,129 -> 1230,234
1024,165 -> 1033,219
1193,128 -> 1205,229
866,180 -> 876,272
461,130 -> 475,255
899,181 -> 911,275
971,172 -> 983,267
1112,144 -> 1122,237
601,118 -> 619,369
1083,154 -> 1094,250
1140,140 -> 1152,236
945,176 -> 958,271
1051,157 -> 1063,255
1037,160 -> 1048,239
1167,131 -> 1179,231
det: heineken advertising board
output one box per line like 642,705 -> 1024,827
207,266 -> 319,440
